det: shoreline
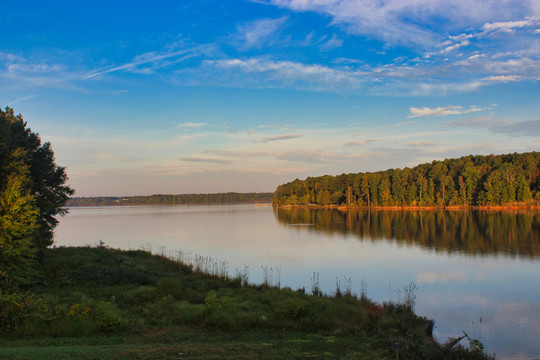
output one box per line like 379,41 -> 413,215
274,203 -> 540,211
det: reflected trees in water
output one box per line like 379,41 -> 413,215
274,208 -> 540,258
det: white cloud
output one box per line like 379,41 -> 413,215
177,122 -> 207,129
408,105 -> 482,118
0,52 -> 80,89
440,39 -> 471,54
235,17 -> 288,49
320,34 -> 343,51
85,44 -> 213,79
483,75 -> 522,82
264,0 -> 539,47
482,16 -> 540,34
207,58 -> 367,90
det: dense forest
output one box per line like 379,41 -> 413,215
67,192 -> 274,207
273,152 -> 540,207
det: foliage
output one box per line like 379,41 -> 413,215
273,152 -> 540,207
0,246 -> 492,359
0,107 -> 73,289
0,149 -> 40,287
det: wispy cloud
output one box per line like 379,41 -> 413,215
255,134 -> 303,143
7,94 -> 38,105
446,115 -> 540,136
408,105 -> 482,118
202,149 -> 269,158
481,16 -> 540,35
405,140 -> 443,147
483,75 -> 522,82
234,17 -> 288,49
320,34 -> 343,51
177,122 -> 207,129
85,44 -> 212,79
179,157 -> 233,164
0,51 -> 79,89
264,0 -> 539,47
276,149 -> 365,164
344,140 -> 366,146
207,58 -> 367,90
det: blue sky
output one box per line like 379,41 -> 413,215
1,0 -> 539,196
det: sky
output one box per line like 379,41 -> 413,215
1,0 -> 539,197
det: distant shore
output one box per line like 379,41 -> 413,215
68,201 -> 273,208
66,192 -> 274,207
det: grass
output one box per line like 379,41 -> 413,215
0,328 -> 388,360
0,246 -> 494,359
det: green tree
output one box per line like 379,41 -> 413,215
378,177 -> 392,206
462,163 -> 480,205
1,107 -> 74,251
317,190 -> 331,205
516,174 -> 532,202
361,175 -> 370,207
0,148 -> 40,287
1,107 -> 73,288
416,173 -> 428,206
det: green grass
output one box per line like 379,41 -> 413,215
0,246 -> 493,359
0,328 -> 389,360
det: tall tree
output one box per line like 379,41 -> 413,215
0,106 -> 73,252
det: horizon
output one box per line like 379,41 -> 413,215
1,1 -> 539,197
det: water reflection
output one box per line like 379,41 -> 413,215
55,205 -> 540,359
274,208 -> 540,258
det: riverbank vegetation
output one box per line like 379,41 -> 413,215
273,152 -> 539,208
67,192 -> 274,207
0,246 -> 493,359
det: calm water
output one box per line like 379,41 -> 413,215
55,204 -> 540,359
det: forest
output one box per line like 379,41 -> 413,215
67,192 -> 274,207
273,152 -> 540,207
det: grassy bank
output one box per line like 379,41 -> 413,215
0,246 -> 492,359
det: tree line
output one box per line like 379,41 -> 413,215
67,192 -> 274,207
1,107 -> 73,289
273,152 -> 540,207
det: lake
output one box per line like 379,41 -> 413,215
55,204 -> 540,359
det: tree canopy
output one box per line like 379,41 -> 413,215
0,106 -> 73,288
273,152 -> 540,207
